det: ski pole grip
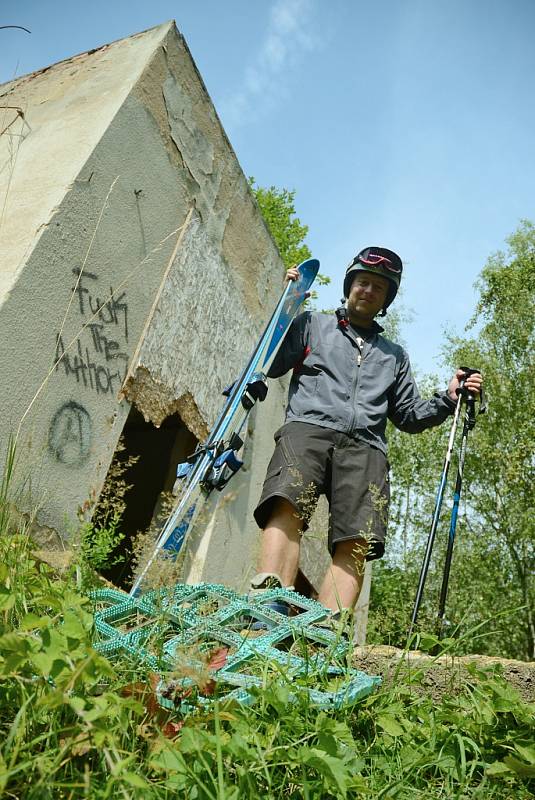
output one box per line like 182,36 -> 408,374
456,367 -> 482,402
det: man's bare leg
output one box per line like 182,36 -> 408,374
318,538 -> 367,612
258,497 -> 303,587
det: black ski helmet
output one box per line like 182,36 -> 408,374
343,246 -> 403,311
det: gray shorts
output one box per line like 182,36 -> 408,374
254,421 -> 389,561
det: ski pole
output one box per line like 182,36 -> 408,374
437,373 -> 486,635
407,373 -> 467,641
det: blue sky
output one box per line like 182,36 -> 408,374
2,0 -> 534,377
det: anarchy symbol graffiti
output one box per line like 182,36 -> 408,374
48,401 -> 92,465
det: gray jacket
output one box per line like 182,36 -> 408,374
267,310 -> 455,454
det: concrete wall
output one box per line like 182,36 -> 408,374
0,23 -> 172,302
0,21 -> 285,585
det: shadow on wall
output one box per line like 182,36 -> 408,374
99,405 -> 197,586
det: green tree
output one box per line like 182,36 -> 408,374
250,178 -> 329,287
370,222 -> 535,661
443,221 -> 535,659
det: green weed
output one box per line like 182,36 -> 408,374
0,445 -> 533,799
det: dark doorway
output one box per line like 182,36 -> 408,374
98,405 -> 198,586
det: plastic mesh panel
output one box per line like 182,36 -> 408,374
90,582 -> 380,711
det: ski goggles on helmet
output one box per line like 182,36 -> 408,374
343,246 -> 403,305
352,247 -> 402,274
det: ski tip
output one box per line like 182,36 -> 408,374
296,258 -> 320,281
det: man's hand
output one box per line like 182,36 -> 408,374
448,369 -> 483,402
284,266 -> 300,283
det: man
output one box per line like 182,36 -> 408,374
251,246 -> 482,617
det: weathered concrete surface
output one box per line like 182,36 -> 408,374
0,20 -> 287,597
122,213 -> 261,435
0,23 -> 172,302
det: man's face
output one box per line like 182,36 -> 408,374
347,271 -> 390,325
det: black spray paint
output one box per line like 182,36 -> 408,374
48,401 -> 92,465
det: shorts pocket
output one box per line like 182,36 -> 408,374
265,465 -> 284,481
279,435 -> 296,465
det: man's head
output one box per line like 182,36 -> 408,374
343,247 -> 403,317
346,271 -> 390,327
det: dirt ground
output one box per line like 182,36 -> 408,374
353,644 -> 535,702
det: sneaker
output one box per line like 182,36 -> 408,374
249,573 -> 295,593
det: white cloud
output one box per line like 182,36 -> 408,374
221,0 -> 318,129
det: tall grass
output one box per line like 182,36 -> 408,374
0,449 -> 533,798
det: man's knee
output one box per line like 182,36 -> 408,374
265,496 -> 304,530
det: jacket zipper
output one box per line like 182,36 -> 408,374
340,327 -> 366,433
348,342 -> 362,431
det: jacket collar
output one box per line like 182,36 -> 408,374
335,306 -> 384,335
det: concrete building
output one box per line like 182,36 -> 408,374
0,21 -> 289,585
0,21 -> 371,634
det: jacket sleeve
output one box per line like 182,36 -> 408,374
388,349 -> 456,433
266,312 -> 311,378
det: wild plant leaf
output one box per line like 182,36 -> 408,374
485,760 -> 512,777
67,695 -> 86,714
223,732 -> 254,760
376,714 -> 405,737
30,650 -> 55,676
434,753 -> 458,776
149,742 -> 187,773
269,682 -> 290,708
49,657 -> 72,683
493,696 -> 522,714
79,650 -> 115,683
82,696 -> 116,724
19,613 -> 52,630
0,631 -> 30,653
419,633 -> 440,651
61,609 -> 88,641
317,731 -> 338,756
120,771 -> 151,788
514,743 -> 535,764
206,646 -> 229,671
179,725 -> 214,754
0,587 -> 15,611
315,712 -> 356,749
39,626 -> 68,657
503,755 -> 535,778
299,745 -> 351,793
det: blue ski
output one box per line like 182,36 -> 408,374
130,258 -> 319,596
